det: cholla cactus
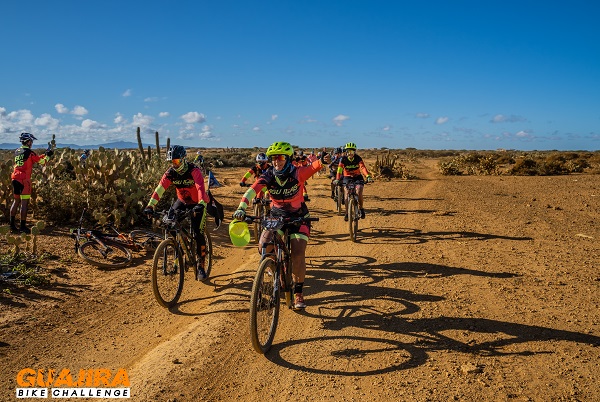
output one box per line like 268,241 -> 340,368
155,131 -> 160,158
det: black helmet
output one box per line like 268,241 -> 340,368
20,132 -> 37,144
335,147 -> 342,154
84,149 -> 91,154
166,145 -> 186,161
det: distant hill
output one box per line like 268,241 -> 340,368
0,141 -> 156,150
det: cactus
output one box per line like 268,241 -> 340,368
136,127 -> 145,161
147,145 -> 152,160
155,131 -> 160,158
166,137 -> 170,153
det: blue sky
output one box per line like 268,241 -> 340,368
2,1 -> 599,151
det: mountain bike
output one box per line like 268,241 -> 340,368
71,209 -> 162,269
246,214 -> 319,354
150,209 -> 213,308
252,196 -> 271,243
345,182 -> 361,242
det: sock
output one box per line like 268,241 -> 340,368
20,220 -> 26,229
10,216 -> 16,227
294,282 -> 304,294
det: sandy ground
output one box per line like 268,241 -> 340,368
1,158 -> 599,402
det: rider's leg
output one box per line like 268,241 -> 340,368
357,184 -> 365,208
290,238 -> 308,283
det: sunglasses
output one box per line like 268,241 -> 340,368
171,158 -> 183,167
271,155 -> 286,161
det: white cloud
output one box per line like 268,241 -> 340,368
252,126 -> 261,132
333,114 -> 350,126
55,104 -> 69,114
159,112 -> 170,118
416,112 -> 430,118
516,130 -> 533,138
72,105 -> 89,116
435,116 -> 449,125
122,89 -> 132,97
181,111 -> 206,124
114,113 -> 125,124
0,107 -> 5,117
271,114 -> 278,121
34,114 -> 60,130
144,97 -> 159,102
491,114 -> 526,123
81,119 -> 102,130
132,112 -> 154,127
382,125 -> 391,131
8,109 -> 35,125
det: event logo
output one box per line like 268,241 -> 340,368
16,368 -> 130,399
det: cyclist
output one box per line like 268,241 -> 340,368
329,147 -> 344,200
143,145 -> 210,281
240,152 -> 271,188
79,149 -> 91,166
10,133 -> 53,233
233,141 -> 331,309
334,142 -> 373,220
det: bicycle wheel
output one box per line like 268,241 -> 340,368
78,239 -> 132,269
203,231 -> 213,278
130,229 -> 163,252
253,202 -> 263,244
152,238 -> 184,308
348,197 -> 357,242
249,257 -> 280,354
336,186 -> 343,214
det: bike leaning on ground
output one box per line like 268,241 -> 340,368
71,209 -> 162,269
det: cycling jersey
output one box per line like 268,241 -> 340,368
11,146 -> 49,181
336,154 -> 370,180
241,163 -> 271,184
238,159 -> 323,215
148,163 -> 209,208
329,155 -> 343,177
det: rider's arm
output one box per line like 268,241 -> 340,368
335,159 -> 345,181
147,172 -> 172,208
298,159 -> 324,182
241,169 -> 253,184
31,151 -> 50,166
237,180 -> 266,211
359,159 -> 371,178
191,168 -> 209,206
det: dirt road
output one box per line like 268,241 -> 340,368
2,159 -> 599,401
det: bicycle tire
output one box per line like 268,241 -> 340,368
130,229 -> 163,252
348,197 -> 357,242
253,202 -> 263,244
249,257 -> 280,354
203,231 -> 213,279
152,238 -> 184,308
78,239 -> 132,268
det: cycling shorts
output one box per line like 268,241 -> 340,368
12,179 -> 31,199
342,176 -> 365,186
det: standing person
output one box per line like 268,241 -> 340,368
233,141 -> 331,309
334,142 -> 373,221
79,149 -> 91,166
10,133 -> 53,233
143,145 -> 210,281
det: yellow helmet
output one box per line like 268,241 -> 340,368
229,220 -> 250,247
344,142 -> 357,150
266,141 -> 294,157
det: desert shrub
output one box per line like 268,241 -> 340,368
509,158 -> 538,175
439,160 -> 462,175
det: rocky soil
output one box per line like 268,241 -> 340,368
1,158 -> 599,402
